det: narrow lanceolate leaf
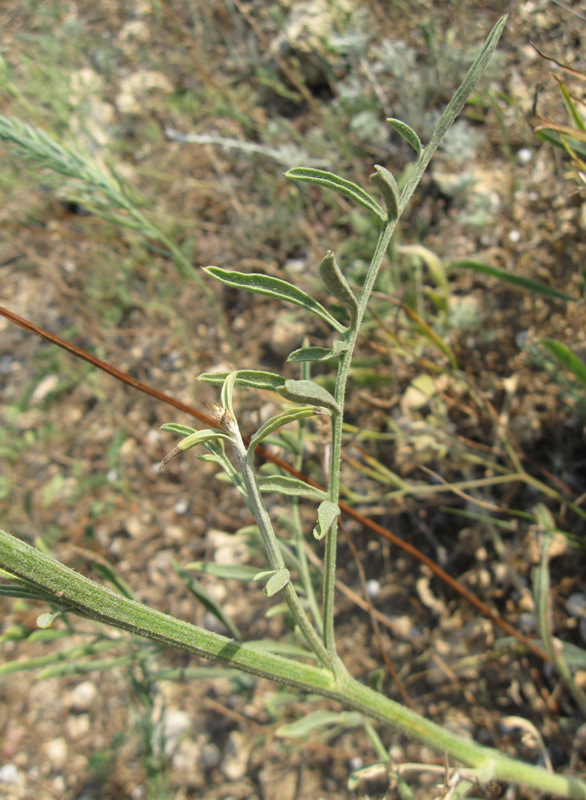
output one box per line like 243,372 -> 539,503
539,339 -> 586,387
257,475 -> 328,502
313,500 -> 340,541
369,165 -> 400,221
286,340 -> 348,363
247,407 -> 315,454
204,267 -> 346,333
449,260 -> 577,302
287,346 -> 338,363
198,370 -> 286,391
159,428 -> 231,471
319,251 -> 358,317
278,379 -> 341,415
160,423 -> 198,437
386,118 -> 423,157
284,167 -> 385,223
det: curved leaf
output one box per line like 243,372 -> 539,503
261,568 -> 291,597
204,267 -> 346,333
284,167 -> 385,222
313,500 -> 340,540
319,251 -> 358,317
248,407 -> 315,454
278,379 -> 341,414
159,428 -> 231,471
369,165 -> 400,221
386,118 -> 423,157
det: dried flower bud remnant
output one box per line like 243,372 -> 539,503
207,402 -> 233,430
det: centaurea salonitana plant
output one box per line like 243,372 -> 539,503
2,15 -> 586,798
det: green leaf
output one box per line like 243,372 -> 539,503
259,568 -> 291,597
247,407 -> 315,454
220,370 -> 240,420
449,260 -> 577,301
204,267 -> 346,333
276,710 -> 363,738
287,341 -> 348,363
319,251 -> 358,317
369,165 -> 400,220
539,339 -> 586,387
257,475 -> 328,502
159,423 -> 198,437
173,560 -> 241,640
198,369 -> 286,391
184,562 -> 260,581
386,118 -> 423,157
284,167 -> 385,222
287,346 -> 337,363
313,500 -> 340,540
278,379 -> 341,414
159,428 -> 231,470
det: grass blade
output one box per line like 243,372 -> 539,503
450,259 -> 577,301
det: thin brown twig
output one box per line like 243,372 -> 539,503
0,305 -> 551,664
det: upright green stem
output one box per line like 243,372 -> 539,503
321,11 -> 509,658
293,360 -> 324,633
322,220 -> 397,659
229,426 -> 331,668
291,495 -> 323,633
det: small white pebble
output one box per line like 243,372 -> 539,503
365,579 -> 381,599
508,229 -> 521,243
517,147 -> 532,164
174,499 -> 189,515
515,330 -> 528,348
107,469 -> 118,483
0,764 -> 19,784
200,743 -> 221,769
